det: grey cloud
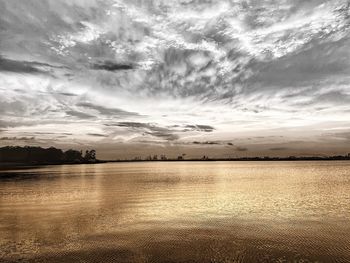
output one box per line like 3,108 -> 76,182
323,132 -> 350,141
226,143 -> 248,151
107,122 -> 179,141
235,147 -> 248,152
144,131 -> 179,141
0,56 -> 64,74
192,141 -> 248,151
57,92 -> 78,97
0,100 -> 26,115
109,122 -> 214,141
0,136 -> 35,141
0,56 -> 44,74
193,141 -> 220,145
184,125 -> 215,132
77,103 -> 139,117
313,91 -> 350,105
111,122 -> 150,129
0,120 -> 28,128
66,110 -> 95,119
2,0 -> 349,102
87,133 -> 108,137
269,147 -> 289,151
32,132 -> 73,136
294,91 -> 350,107
248,38 -> 350,92
91,61 -> 134,71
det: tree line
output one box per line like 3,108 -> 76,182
0,146 -> 96,164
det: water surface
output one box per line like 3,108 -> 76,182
1,161 -> 350,262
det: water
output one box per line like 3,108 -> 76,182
1,161 -> 350,262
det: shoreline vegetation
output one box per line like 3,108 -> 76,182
0,146 -> 98,166
0,146 -> 350,167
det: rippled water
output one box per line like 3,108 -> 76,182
1,161 -> 350,262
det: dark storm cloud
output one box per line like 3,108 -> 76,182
91,61 -> 134,71
66,110 -> 95,119
77,103 -> 140,117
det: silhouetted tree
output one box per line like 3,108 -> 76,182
63,149 -> 83,162
0,146 -> 101,164
0,146 -> 63,163
84,150 -> 96,162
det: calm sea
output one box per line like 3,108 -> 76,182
1,161 -> 350,262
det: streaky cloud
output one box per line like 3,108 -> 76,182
91,61 -> 134,71
77,103 -> 140,117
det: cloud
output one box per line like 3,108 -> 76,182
269,147 -> 289,151
77,103 -> 140,117
66,110 -> 95,119
91,61 -> 134,71
108,122 -> 217,141
323,131 -> 350,141
107,122 -> 179,141
0,56 -> 46,74
109,122 -> 150,129
191,141 -> 248,152
235,146 -> 248,152
145,131 -> 179,141
193,141 -> 220,145
0,136 -> 35,141
184,125 -> 215,132
56,92 -> 78,97
0,56 -> 65,74
87,133 -> 108,137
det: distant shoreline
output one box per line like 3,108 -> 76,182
104,156 -> 350,163
2,156 -> 349,168
1,146 -> 349,167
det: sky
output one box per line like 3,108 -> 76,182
0,0 -> 350,159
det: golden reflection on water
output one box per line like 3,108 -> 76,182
1,161 -> 350,262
